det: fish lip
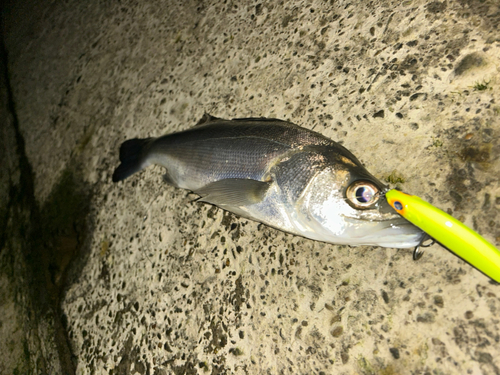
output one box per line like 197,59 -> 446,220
343,215 -> 422,233
341,215 -> 426,248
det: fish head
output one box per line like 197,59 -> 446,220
298,163 -> 425,248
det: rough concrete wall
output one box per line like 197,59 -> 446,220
0,31 -> 65,375
0,41 -> 32,375
2,0 -> 500,374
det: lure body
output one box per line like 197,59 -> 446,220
386,189 -> 500,283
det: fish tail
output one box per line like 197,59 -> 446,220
112,138 -> 152,182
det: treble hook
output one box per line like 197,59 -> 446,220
412,235 -> 435,261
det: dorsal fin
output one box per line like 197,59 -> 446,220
231,117 -> 289,123
195,114 -> 291,127
195,113 -> 222,126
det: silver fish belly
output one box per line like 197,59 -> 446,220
113,114 -> 424,248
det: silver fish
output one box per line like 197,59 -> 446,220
113,114 -> 424,248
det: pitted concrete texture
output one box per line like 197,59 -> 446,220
3,0 -> 500,374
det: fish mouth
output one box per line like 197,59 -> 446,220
342,216 -> 426,248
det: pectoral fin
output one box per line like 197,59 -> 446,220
195,179 -> 271,207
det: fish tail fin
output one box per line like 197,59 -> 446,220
112,138 -> 152,182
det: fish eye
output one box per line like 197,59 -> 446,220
346,181 -> 379,209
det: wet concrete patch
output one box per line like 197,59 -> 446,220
39,168 -> 93,293
454,52 -> 487,77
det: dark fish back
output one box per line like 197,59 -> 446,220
148,118 -> 363,187
171,118 -> 335,148
149,119 -> 328,182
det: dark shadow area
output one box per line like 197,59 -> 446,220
1,14 -> 94,374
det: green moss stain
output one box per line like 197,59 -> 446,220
357,356 -> 399,375
229,347 -> 244,356
75,124 -> 96,154
357,355 -> 375,374
385,171 -> 406,184
472,80 -> 490,91
431,138 -> 443,148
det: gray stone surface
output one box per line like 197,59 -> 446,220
2,0 -> 500,374
1,31 -> 65,374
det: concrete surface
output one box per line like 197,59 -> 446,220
0,35 -> 65,374
2,0 -> 500,374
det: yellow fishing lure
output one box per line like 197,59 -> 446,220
385,189 -> 500,283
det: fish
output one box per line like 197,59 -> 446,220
112,114 -> 424,248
